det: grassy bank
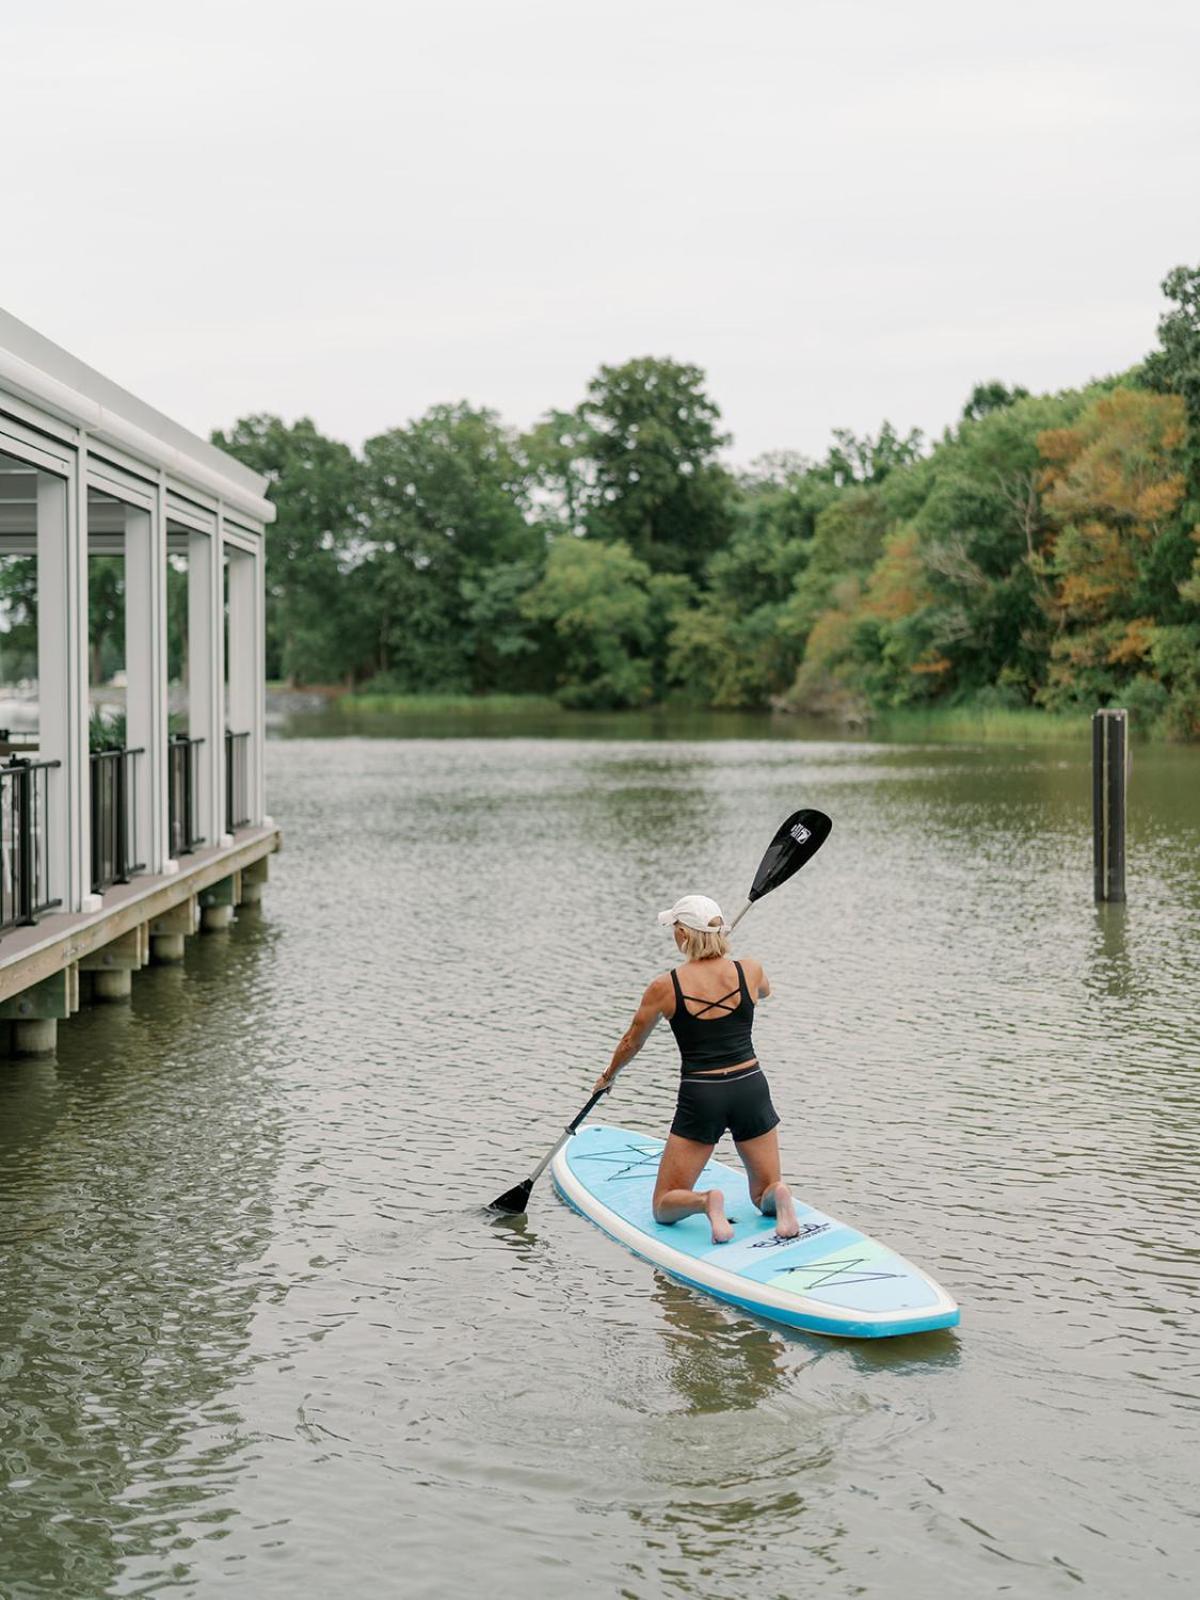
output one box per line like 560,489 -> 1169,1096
336,691 -> 560,716
866,705 -> 1097,744
320,688 -> 1128,746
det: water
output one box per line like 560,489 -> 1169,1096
1,727 -> 1198,1598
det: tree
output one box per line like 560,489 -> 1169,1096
961,381 -> 1031,422
665,482 -> 825,706
582,357 -> 734,578
212,416 -> 365,684
905,392 -> 1087,700
820,421 -> 924,487
88,557 -> 124,685
521,538 -> 684,708
785,393 -> 1085,714
784,486 -> 894,644
523,408 -> 598,536
0,556 -> 38,683
1143,266 -> 1200,431
1038,388 -> 1189,708
1141,264 -> 1200,578
361,403 -> 542,693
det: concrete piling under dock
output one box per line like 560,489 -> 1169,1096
0,826 -> 279,1058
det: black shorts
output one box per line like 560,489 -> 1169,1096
670,1063 -> 780,1146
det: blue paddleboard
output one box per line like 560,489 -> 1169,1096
552,1123 -> 959,1339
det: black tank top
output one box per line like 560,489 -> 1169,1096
667,961 -> 756,1077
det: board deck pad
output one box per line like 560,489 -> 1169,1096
552,1124 -> 960,1339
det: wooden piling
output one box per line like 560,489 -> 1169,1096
1093,709 -> 1128,903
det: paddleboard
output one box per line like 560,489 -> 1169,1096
551,1123 -> 959,1339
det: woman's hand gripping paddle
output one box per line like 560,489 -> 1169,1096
486,806 -> 832,1214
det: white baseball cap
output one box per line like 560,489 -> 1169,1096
657,894 -> 730,934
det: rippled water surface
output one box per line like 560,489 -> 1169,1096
2,730 -> 1198,1598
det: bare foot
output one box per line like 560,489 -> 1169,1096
768,1182 -> 800,1239
706,1190 -> 735,1244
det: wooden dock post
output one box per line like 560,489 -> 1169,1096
80,927 -> 147,1003
149,896 -> 199,963
199,875 -> 237,931
1093,709 -> 1128,903
0,968 -> 77,1055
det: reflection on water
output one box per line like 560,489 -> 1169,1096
1088,900 -> 1134,1002
0,918 -> 284,1598
1,728 -> 1198,1599
651,1277 -> 788,1414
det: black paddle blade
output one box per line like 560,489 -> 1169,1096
748,808 -> 832,902
488,1177 -> 533,1215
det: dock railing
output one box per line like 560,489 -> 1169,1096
225,730 -> 250,834
168,734 -> 204,858
89,746 -> 147,894
0,757 -> 63,931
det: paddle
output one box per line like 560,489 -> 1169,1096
487,806 -> 832,1214
727,806 -> 833,929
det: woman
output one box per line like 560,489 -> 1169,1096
592,894 -> 799,1245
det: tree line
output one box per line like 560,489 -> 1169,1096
213,264 -> 1200,739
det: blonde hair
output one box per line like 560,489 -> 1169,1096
677,920 -> 730,961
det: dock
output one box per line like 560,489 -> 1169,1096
0,308 -> 279,1055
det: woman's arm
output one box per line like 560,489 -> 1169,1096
745,956 -> 771,1000
592,976 -> 671,1095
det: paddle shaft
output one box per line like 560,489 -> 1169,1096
522,1085 -> 612,1189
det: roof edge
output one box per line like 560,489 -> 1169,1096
0,308 -> 275,524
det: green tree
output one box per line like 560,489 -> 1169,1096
88,557 -> 124,685
521,538 -> 684,708
1139,264 -> 1200,617
784,485 -> 894,644
0,556 -> 38,683
523,408 -> 598,536
820,421 -> 924,487
786,394 -> 1085,715
961,381 -> 1031,422
212,415 -> 365,684
666,480 -> 827,706
362,403 -> 543,693
1143,266 -> 1200,436
904,392 -> 1087,700
582,357 -> 734,578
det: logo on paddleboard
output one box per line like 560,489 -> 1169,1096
751,1221 -> 829,1248
790,822 -> 811,845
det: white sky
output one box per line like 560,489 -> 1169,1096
3,0 -> 1199,464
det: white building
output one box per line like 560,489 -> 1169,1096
0,308 -> 280,1053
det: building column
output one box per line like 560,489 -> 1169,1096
226,540 -> 265,825
37,463 -> 94,913
187,528 -> 227,847
124,502 -> 171,873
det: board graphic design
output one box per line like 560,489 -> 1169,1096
551,1124 -> 960,1339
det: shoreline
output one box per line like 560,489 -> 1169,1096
269,688 -> 1135,745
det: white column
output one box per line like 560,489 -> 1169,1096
37,462 -> 94,912
226,540 -> 265,825
124,501 -> 171,873
187,528 -> 227,847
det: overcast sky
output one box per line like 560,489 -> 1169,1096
3,0 -> 1199,465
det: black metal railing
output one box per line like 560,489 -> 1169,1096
0,758 -> 62,932
168,734 -> 204,857
89,746 -> 146,894
225,730 -> 250,833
